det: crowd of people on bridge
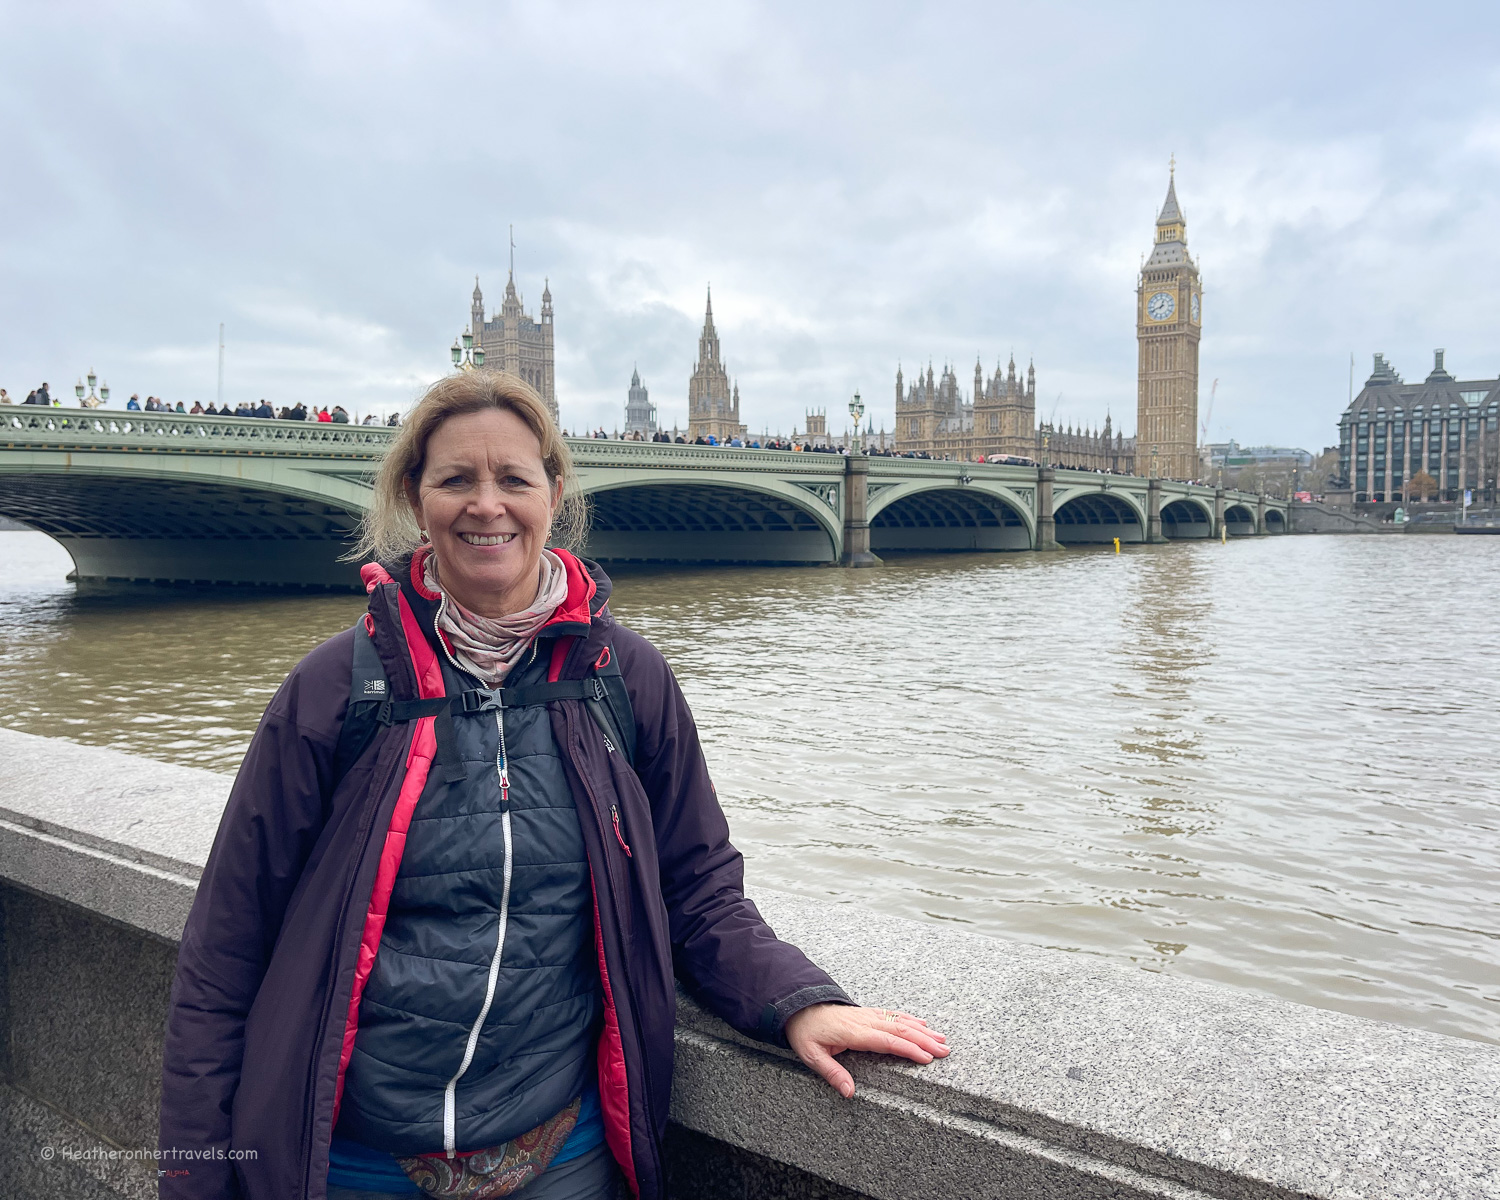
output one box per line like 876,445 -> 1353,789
561,426 -> 923,456
2,381 -> 1189,479
1,383 -> 402,427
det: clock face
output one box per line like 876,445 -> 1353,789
1147,291 -> 1176,321
1190,293 -> 1200,323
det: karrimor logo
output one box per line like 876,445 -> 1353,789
363,680 -> 387,696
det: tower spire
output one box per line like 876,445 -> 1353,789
1157,161 -> 1183,227
508,224 -> 515,279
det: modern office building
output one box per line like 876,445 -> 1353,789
1338,351 -> 1500,503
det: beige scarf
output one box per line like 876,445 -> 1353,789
424,549 -> 570,685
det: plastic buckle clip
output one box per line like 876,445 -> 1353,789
461,688 -> 503,714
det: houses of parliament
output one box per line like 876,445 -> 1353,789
892,166 -> 1201,477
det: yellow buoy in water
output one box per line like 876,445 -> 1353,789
1221,526 -> 1227,544
1113,537 -> 1120,554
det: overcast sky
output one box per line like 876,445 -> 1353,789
3,1 -> 1498,450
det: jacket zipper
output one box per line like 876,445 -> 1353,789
610,804 -> 632,857
431,600 -> 539,1156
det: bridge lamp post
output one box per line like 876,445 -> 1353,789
848,390 -> 865,454
451,329 -> 486,372
75,371 -> 107,408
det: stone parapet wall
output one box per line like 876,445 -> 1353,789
0,727 -> 1494,1200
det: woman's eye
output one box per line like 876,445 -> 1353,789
442,475 -> 466,487
502,475 -> 530,488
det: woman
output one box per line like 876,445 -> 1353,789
160,372 -> 947,1200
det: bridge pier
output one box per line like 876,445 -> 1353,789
1145,478 -> 1169,544
1256,493 -> 1268,535
1033,468 -> 1061,550
840,454 -> 881,567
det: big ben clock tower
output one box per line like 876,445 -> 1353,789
1137,162 -> 1202,480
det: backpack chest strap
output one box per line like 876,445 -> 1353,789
376,681 -> 600,784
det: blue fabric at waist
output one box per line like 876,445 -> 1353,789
327,1083 -> 605,1194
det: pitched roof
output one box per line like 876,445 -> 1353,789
1157,174 -> 1182,225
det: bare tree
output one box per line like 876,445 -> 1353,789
1407,470 -> 1438,502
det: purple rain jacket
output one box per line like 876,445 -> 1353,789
159,547 -> 853,1199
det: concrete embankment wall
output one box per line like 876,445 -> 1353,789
1288,503 -> 1401,534
0,727 -> 1495,1200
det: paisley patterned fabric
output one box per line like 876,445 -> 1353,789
397,1098 -> 581,1199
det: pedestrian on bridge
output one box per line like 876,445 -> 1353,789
159,370 -> 948,1200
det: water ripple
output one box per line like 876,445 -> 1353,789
1,531 -> 1495,1043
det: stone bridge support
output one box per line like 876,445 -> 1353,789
1146,478 -> 1168,544
840,454 -> 880,567
1256,493 -> 1268,535
1034,468 -> 1060,550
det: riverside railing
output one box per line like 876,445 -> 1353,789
0,726 -> 1492,1200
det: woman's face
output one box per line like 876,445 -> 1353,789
410,407 -> 562,618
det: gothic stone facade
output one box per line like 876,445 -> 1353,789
894,358 -> 1033,459
1037,418 -> 1135,473
1339,351 -> 1500,503
471,274 -> 557,423
892,358 -> 1129,467
624,367 -> 657,437
687,290 -> 746,443
1136,169 -> 1202,481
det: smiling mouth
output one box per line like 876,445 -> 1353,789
457,532 -> 516,546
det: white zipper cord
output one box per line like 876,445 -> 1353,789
442,802 -> 511,1156
430,599 -> 535,1156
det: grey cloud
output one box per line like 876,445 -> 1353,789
1,0 -> 1498,447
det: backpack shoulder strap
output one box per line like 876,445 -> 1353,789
332,619 -> 389,786
585,644 -> 638,769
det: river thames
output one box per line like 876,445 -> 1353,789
1,530 -> 1495,1044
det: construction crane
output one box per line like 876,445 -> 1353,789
1200,378 -> 1218,443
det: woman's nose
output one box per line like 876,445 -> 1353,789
467,480 -> 507,517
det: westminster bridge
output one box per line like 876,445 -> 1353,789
0,409 -> 1288,588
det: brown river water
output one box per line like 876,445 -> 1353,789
1,530 -> 1496,1043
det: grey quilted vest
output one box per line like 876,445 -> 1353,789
335,641 -> 602,1155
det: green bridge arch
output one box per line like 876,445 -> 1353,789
866,479 -> 1035,552
578,476 -> 840,564
1051,486 -> 1148,544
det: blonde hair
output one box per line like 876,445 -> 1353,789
349,370 -> 587,562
